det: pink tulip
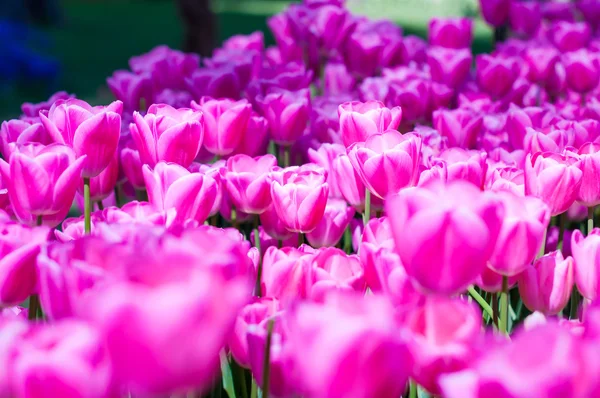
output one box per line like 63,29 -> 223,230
576,142 -> 600,207
223,154 -> 277,214
129,45 -> 199,90
0,119 -> 52,159
260,204 -> 297,241
489,192 -> 550,276
120,138 -> 145,190
331,153 -> 382,211
438,149 -> 488,189
572,229 -> 600,300
440,322 -> 584,398
143,161 -> 218,225
21,91 -> 74,117
387,180 -> 504,295
257,89 -> 311,146
519,251 -> 574,315
11,321 -> 113,398
286,293 -> 411,398
40,99 -> 122,177
429,17 -> 473,49
323,62 -> 356,96
185,66 -> 241,100
190,161 -> 225,217
78,151 -> 119,202
306,199 -> 355,248
107,70 -> 152,112
476,55 -> 519,98
343,30 -> 385,78
130,104 -> 204,168
348,131 -> 421,199
0,144 -> 86,224
509,1 -> 541,37
524,152 -> 583,216
309,248 -> 365,300
270,166 -> 329,233
191,97 -> 252,156
229,297 -> 280,368
433,108 -> 482,149
404,296 -> 483,394
223,31 -> 264,52
479,0 -> 510,27
524,47 -> 561,85
307,143 -> 345,199
260,246 -> 313,303
563,50 -> 600,94
551,21 -> 591,52
232,114 -> 269,157
0,220 -> 48,306
359,217 -> 395,291
475,264 -> 519,293
427,47 -> 472,89
338,101 -> 402,147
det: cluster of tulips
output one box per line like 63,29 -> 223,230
6,0 -> 600,397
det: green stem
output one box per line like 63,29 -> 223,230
538,227 -> 547,259
254,226 -> 263,297
83,177 -> 91,234
570,287 -> 581,320
36,215 -> 42,227
409,380 -> 417,398
492,293 -> 499,328
589,206 -> 595,235
250,381 -> 257,398
343,225 -> 352,254
231,208 -> 238,230
28,294 -> 40,321
283,146 -> 290,168
558,213 -> 566,251
363,189 -> 371,226
262,319 -> 275,398
499,276 -> 509,335
467,287 -> 500,328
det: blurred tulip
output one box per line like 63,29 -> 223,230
343,30 -> 385,77
479,0 -> 510,27
223,154 -> 277,214
309,247 -> 365,300
476,55 -> 519,98
429,17 -> 472,49
427,47 -> 472,89
260,246 -> 313,303
107,70 -> 152,112
130,104 -> 204,168
40,99 -> 122,177
509,1 -> 541,37
308,143 -> 345,199
563,50 -> 600,94
338,101 -> 402,147
79,151 -> 119,202
21,91 -> 74,117
572,229 -> 600,300
438,149 -> 487,189
433,108 -> 482,149
576,143 -> 600,207
306,199 -> 355,248
519,251 -> 574,315
0,119 -> 52,159
551,21 -> 591,52
258,89 -> 311,146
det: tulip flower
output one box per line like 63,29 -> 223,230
331,153 -> 382,212
524,152 -> 583,216
270,166 -> 329,233
129,45 -> 199,90
338,101 -> 402,147
130,104 -> 204,168
428,17 -> 473,49
519,251 -> 574,315
551,21 -> 591,52
223,31 -> 264,52
143,162 -> 218,225
11,321 -> 113,398
40,99 -> 122,177
387,180 -> 504,295
479,0 -> 510,27
306,199 -> 355,248
427,47 -> 472,89
120,138 -> 145,190
107,70 -> 152,112
185,66 -> 241,100
0,144 -> 86,225
524,47 -> 561,86
343,30 -> 385,78
309,247 -> 365,300
260,246 -> 313,303
576,142 -> 600,207
78,151 -> 119,203
438,149 -> 487,189
21,91 -> 74,117
433,108 -> 482,149
232,114 -> 269,157
563,49 -> 600,94
489,192 -> 550,276
223,154 -> 277,214
476,54 -> 519,98
307,143 -> 346,199
572,229 -> 600,300
257,88 -> 311,146
404,296 -> 483,394
286,293 -> 411,398
191,97 -> 252,156
347,131 -> 421,199
0,119 -> 52,159
509,1 -> 541,37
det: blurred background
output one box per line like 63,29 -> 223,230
0,0 -> 490,120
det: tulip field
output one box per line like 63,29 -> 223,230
4,0 -> 600,396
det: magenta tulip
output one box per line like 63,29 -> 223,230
79,151 -> 119,202
0,119 -> 52,159
429,17 -> 473,49
338,101 -> 402,147
270,166 -> 329,233
433,108 -> 483,149
120,138 -> 145,190
232,114 -> 269,157
509,1 -> 541,37
257,88 -> 311,146
524,47 -> 561,85
551,21 -> 591,52
387,180 -> 504,295
309,247 -> 365,300
576,143 -> 600,207
307,143 -> 345,199
21,91 -> 73,117
260,246 -> 313,303
342,30 -> 385,78
438,149 -> 488,189
476,54 -> 519,98
259,204 -> 297,241
563,49 -> 600,94
331,153 -> 383,211
107,70 -> 152,112
143,161 -> 218,225
519,251 -> 574,315
223,154 -> 277,214
40,99 -> 122,177
524,152 -> 583,216
489,192 -> 550,276
479,0 -> 510,27
130,103 -> 204,168
286,293 -> 411,398
348,131 -> 421,199
0,144 -> 86,224
191,97 -> 252,156
427,47 -> 472,89
572,229 -> 600,300
306,199 -> 355,248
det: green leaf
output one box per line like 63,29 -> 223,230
220,351 -> 237,398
